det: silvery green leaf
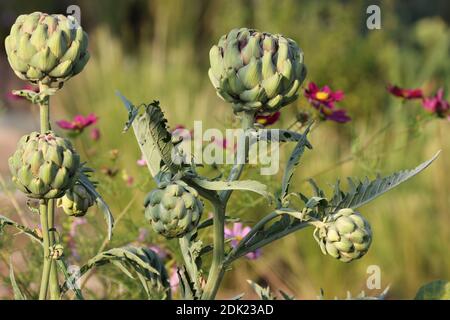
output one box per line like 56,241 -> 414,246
305,196 -> 328,209
230,293 -> 245,300
191,177 -> 273,202
308,178 -> 326,197
78,173 -> 114,240
0,214 -> 41,243
56,259 -> 84,300
279,290 -> 295,300
280,124 -> 312,202
9,259 -> 26,300
61,246 -> 170,299
117,91 -> 182,177
330,151 -> 440,212
247,280 -> 277,300
415,280 -> 450,300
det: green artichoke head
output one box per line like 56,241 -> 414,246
57,183 -> 95,217
4,11 -> 89,87
144,181 -> 203,238
9,131 -> 80,199
208,28 -> 306,114
314,208 -> 372,263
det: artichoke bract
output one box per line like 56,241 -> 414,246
57,183 -> 94,217
4,12 -> 89,87
208,28 -> 306,113
314,208 -> 372,263
9,131 -> 80,199
144,181 -> 203,238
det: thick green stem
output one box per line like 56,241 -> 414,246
38,83 -> 50,133
201,201 -> 225,300
48,199 -> 60,300
201,111 -> 256,299
38,200 -> 51,300
38,82 -> 59,299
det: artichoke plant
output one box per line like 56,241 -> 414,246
57,183 -> 95,217
9,131 -> 80,199
208,28 -> 306,113
314,208 -> 372,263
144,181 -> 203,238
4,11 -> 89,87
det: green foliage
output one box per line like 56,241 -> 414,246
415,280 -> 450,300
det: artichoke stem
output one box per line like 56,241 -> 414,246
38,199 -> 51,300
48,199 -> 61,300
201,202 -> 225,300
38,82 -> 50,133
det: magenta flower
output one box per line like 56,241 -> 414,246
256,111 -> 281,127
225,223 -> 262,260
304,82 -> 350,123
422,88 -> 450,118
56,113 -> 98,132
387,84 -> 423,100
304,82 -> 344,108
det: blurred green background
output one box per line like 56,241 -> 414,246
0,0 -> 449,299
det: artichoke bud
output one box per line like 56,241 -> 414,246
57,183 -> 95,217
9,131 -> 80,199
5,11 -> 89,87
314,208 -> 372,263
208,28 -> 306,114
144,181 -> 203,238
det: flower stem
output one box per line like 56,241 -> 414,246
201,201 -> 225,300
38,200 -> 51,300
37,82 -> 60,299
202,111 -> 255,300
48,199 -> 61,300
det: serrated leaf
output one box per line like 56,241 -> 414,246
117,91 -> 182,177
9,259 -> 26,300
56,259 -> 84,300
247,280 -> 276,300
61,246 -> 170,299
415,280 -> 450,300
279,290 -> 295,300
330,151 -> 441,211
0,214 -> 42,243
280,125 -> 312,201
191,177 -> 273,202
78,173 -> 114,240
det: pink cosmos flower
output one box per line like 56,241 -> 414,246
256,111 -> 281,127
304,82 -> 344,108
56,113 -> 98,132
225,223 -> 262,260
169,266 -> 180,292
67,218 -> 87,261
137,154 -> 147,167
90,127 -> 100,141
387,84 -> 423,100
422,88 -> 450,118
